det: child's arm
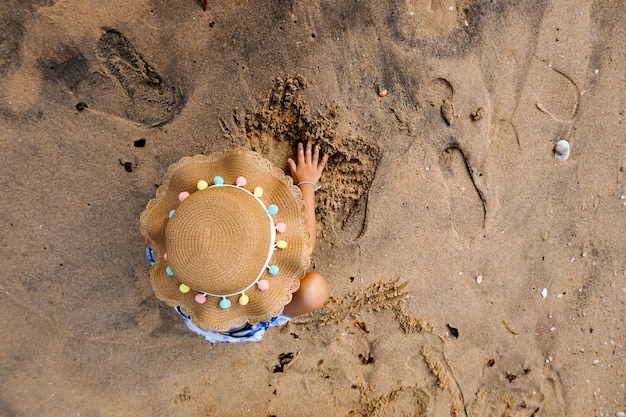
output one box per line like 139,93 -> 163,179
287,142 -> 328,251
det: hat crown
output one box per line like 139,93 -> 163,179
165,186 -> 273,295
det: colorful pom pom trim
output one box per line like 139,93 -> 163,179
164,175 -> 289,310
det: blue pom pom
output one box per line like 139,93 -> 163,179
267,204 -> 279,215
219,298 -> 231,309
168,209 -> 176,219
213,176 -> 224,185
166,266 -> 174,276
268,265 -> 279,275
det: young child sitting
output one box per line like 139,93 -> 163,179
140,142 -> 329,342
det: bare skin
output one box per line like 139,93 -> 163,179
282,142 -> 329,317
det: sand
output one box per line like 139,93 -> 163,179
1,1 -> 624,416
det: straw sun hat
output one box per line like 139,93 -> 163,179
140,148 -> 312,331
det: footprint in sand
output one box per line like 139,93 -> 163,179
415,74 -> 490,241
531,62 -> 579,122
93,28 -> 184,126
438,146 -> 486,241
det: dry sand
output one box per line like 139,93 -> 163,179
1,1 -> 625,416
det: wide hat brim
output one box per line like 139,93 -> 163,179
140,148 -> 312,331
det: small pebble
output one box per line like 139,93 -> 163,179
541,288 -> 548,299
616,411 -> 625,417
554,140 -> 570,161
476,275 -> 483,284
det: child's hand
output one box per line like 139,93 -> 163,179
287,142 -> 329,185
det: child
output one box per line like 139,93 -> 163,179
140,142 -> 329,342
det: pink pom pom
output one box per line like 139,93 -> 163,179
236,176 -> 247,187
276,222 -> 286,233
163,253 -> 168,260
178,191 -> 190,202
257,280 -> 270,291
195,293 -> 207,304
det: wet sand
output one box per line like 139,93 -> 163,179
1,1 -> 625,416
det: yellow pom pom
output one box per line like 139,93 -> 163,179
276,240 -> 287,249
179,283 -> 191,293
239,293 -> 249,306
197,180 -> 208,190
254,187 -> 264,198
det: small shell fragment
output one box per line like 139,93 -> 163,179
378,88 -> 388,97
476,275 -> 483,284
554,140 -> 570,161
541,288 -> 548,299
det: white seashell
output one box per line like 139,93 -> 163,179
541,288 -> 548,299
476,275 -> 483,284
554,140 -> 570,161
